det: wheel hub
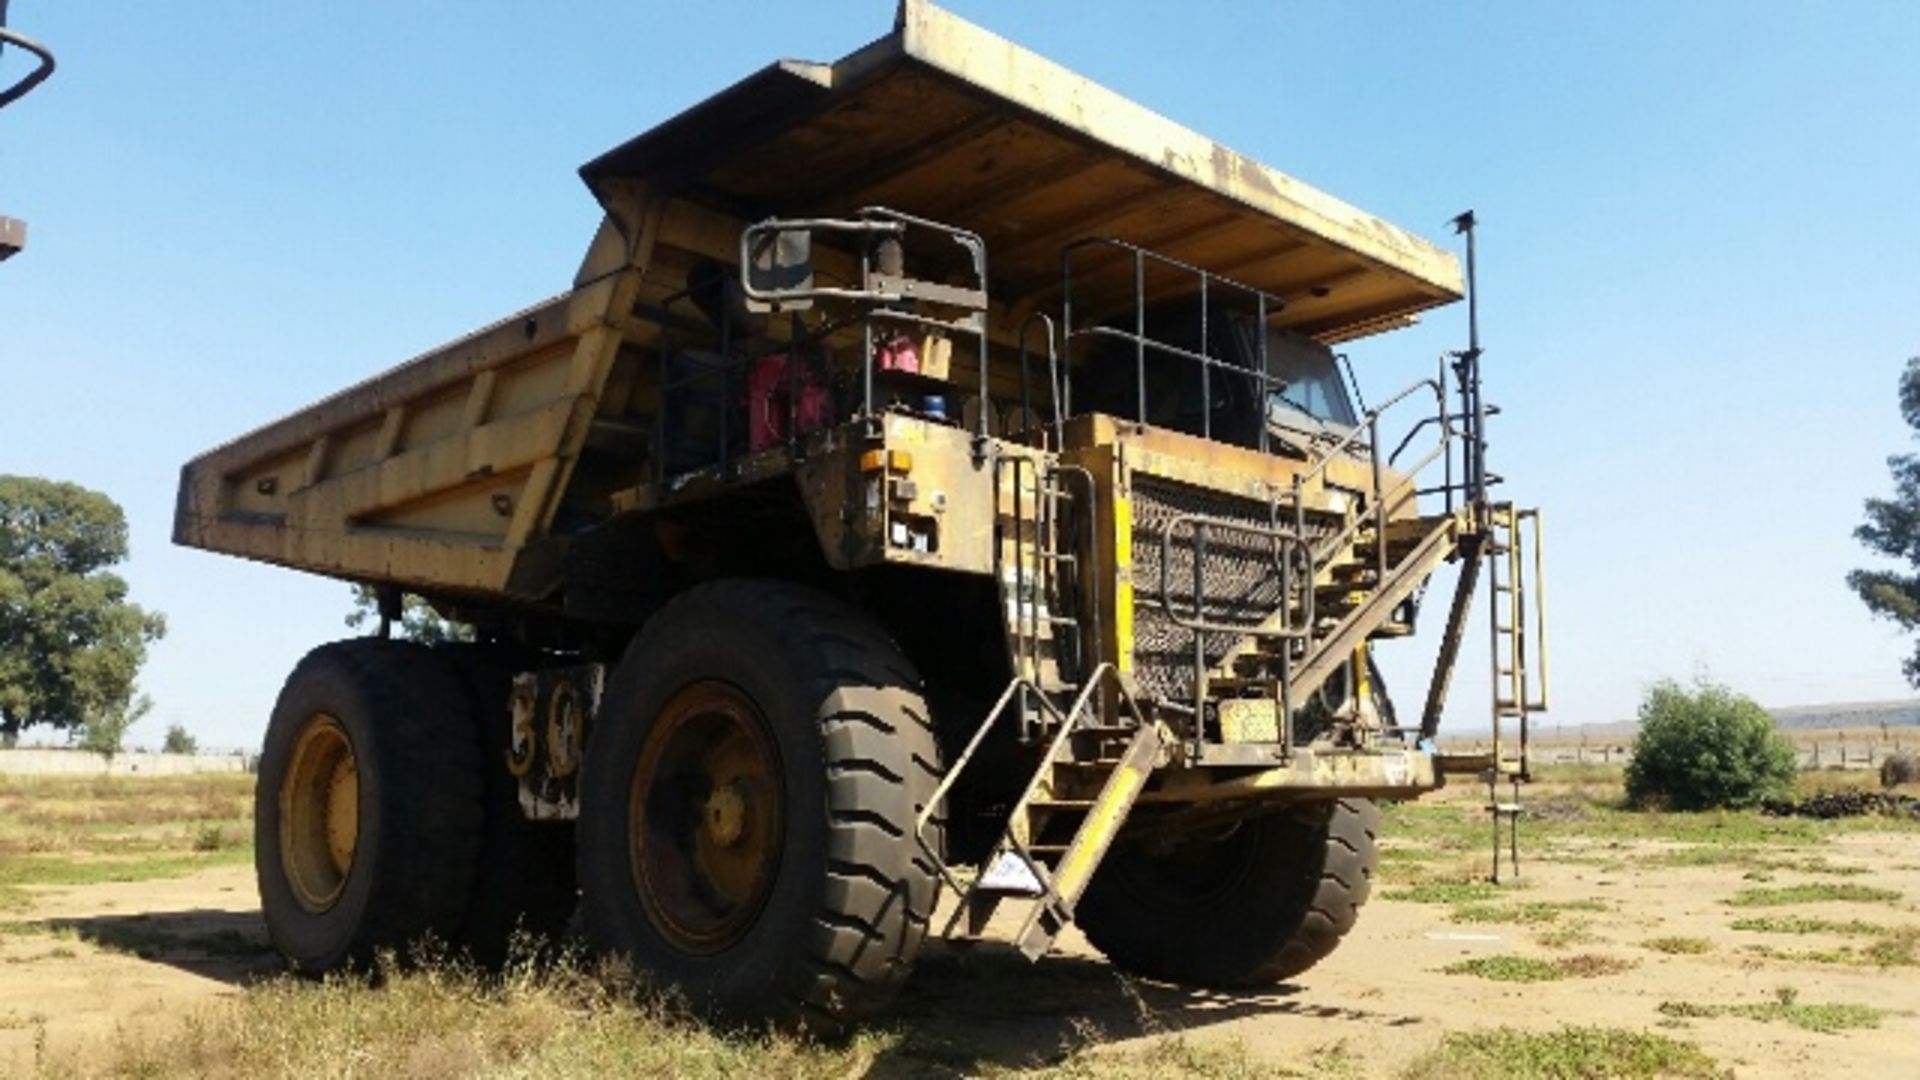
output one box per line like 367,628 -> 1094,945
628,681 -> 784,954
703,782 -> 749,848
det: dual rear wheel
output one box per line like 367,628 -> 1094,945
256,640 -> 573,972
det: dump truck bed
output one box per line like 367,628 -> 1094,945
174,0 -> 1462,603
581,1 -> 1461,339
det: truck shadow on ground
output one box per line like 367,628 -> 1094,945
869,941 -> 1424,1076
24,909 -> 1424,1075
31,909 -> 280,984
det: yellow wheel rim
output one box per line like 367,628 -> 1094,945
628,681 -> 784,954
280,714 -> 358,912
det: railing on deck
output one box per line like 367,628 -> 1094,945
740,208 -> 992,457
1060,237 -> 1298,453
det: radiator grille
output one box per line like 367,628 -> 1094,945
1129,474 -> 1327,701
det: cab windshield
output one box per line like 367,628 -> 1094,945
1076,302 -> 1360,451
1261,328 -> 1357,429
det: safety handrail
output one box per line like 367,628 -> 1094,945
915,663 -> 1150,911
736,207 -> 994,457
1016,311 -> 1064,449
1285,375 -> 1453,590
994,454 -> 1100,695
1137,365 -> 1466,740
914,674 -> 1061,901
0,15 -> 56,111
1155,512 -> 1314,636
1060,236 -> 1289,451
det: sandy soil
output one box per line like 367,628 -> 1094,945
4,834 -> 1918,1076
898,829 -> 1920,1078
0,865 -> 277,1072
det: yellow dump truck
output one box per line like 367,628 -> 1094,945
176,1 -> 1547,1031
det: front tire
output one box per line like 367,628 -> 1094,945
577,580 -> 942,1034
1077,798 -> 1379,988
255,640 -> 483,973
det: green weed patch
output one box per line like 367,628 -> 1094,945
1724,883 -> 1902,908
1400,1025 -> 1718,1079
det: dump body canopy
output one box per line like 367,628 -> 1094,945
175,0 -> 1462,605
583,0 -> 1462,343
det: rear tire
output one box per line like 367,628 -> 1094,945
255,640 -> 484,973
577,580 -> 942,1034
1076,798 -> 1378,988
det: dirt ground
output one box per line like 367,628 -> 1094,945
4,784 -> 1919,1076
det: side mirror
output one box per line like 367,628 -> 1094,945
743,227 -> 814,312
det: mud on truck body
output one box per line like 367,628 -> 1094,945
175,0 -> 1548,1032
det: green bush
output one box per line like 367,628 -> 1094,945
1884,752 -> 1918,789
1624,679 -> 1796,811
161,723 -> 197,755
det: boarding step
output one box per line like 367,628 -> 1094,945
950,720 -> 1163,958
1206,512 -> 1462,710
1487,772 -> 1525,883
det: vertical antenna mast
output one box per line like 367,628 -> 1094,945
1450,210 -> 1484,506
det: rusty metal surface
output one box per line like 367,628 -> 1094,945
1141,746 -> 1439,803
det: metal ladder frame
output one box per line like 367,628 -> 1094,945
912,663 -> 1162,956
1487,504 -> 1550,777
994,453 -> 1100,707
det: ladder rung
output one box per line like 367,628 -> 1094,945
1061,724 -> 1140,736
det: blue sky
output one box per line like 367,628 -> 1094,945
3,1 -> 1916,750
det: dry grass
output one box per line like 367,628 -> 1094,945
1738,926 -> 1920,969
16,755 -> 1920,1076
1640,937 -> 1712,956
0,775 -> 254,897
29,949 -> 1291,1080
42,955 -> 882,1079
1533,920 -> 1600,950
0,774 -> 252,861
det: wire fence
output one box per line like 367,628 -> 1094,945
1442,736 -> 1916,772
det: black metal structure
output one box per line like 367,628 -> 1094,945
0,0 -> 55,111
